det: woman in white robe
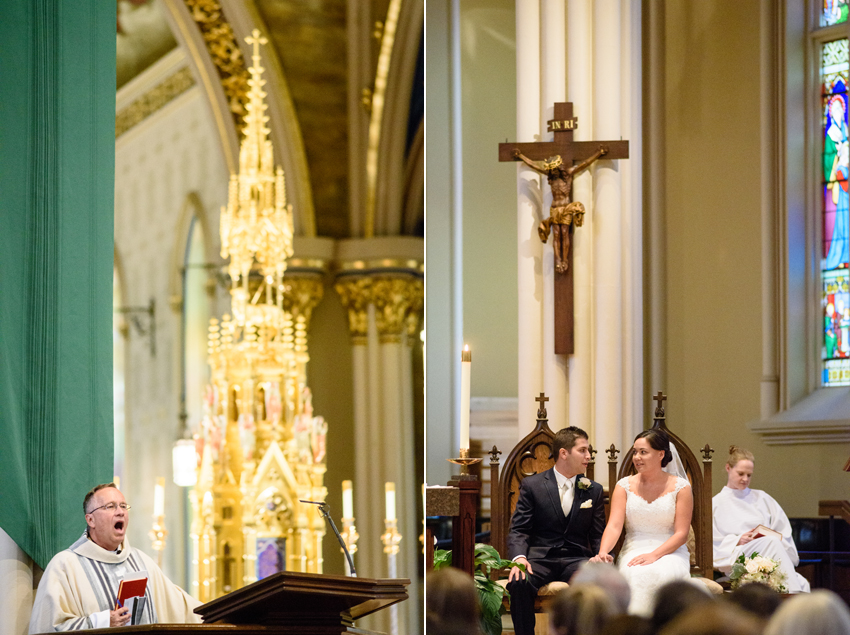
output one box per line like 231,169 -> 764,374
712,445 -> 810,593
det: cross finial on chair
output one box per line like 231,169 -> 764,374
653,391 -> 667,418
536,392 -> 549,419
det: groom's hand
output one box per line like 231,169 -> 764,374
509,556 -> 532,581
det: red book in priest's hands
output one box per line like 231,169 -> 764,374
115,571 -> 148,610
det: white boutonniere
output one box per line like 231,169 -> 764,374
580,499 -> 593,509
577,477 -> 592,490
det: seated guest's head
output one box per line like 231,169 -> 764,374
724,582 -> 781,621
725,445 -> 755,490
548,583 -> 619,635
764,589 -> 850,635
570,562 -> 631,613
83,483 -> 130,551
659,603 -> 762,635
600,614 -> 653,635
426,568 -> 481,635
650,580 -> 714,633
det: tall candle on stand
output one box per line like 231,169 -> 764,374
385,482 -> 396,521
154,478 -> 165,517
460,345 -> 471,450
342,480 -> 353,518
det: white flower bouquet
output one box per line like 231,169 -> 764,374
729,552 -> 787,593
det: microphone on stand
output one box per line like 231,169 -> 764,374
300,500 -> 357,577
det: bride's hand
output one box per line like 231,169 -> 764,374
590,553 -> 614,564
627,553 -> 658,567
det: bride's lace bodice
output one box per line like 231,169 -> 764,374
619,475 -> 689,542
615,475 -> 691,615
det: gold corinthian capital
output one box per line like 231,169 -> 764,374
334,277 -> 373,344
282,276 -> 325,330
405,278 -> 424,343
372,276 -> 421,344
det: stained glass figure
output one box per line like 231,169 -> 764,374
822,0 -> 849,26
822,39 -> 850,386
822,41 -> 849,271
823,270 -> 850,386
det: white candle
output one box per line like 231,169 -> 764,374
342,480 -> 353,518
385,482 -> 396,521
460,345 -> 472,450
153,478 -> 165,517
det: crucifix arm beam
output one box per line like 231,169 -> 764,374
498,140 -> 629,163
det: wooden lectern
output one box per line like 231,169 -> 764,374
39,572 -> 409,635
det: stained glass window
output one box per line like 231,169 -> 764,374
822,0 -> 849,27
822,38 -> 850,385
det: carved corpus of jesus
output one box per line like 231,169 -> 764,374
512,146 -> 607,273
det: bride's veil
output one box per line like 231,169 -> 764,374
662,442 -> 689,482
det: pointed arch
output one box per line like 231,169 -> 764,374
372,0 -> 424,236
402,119 -> 424,236
159,0 -> 316,236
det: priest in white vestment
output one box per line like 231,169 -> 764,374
29,483 -> 202,632
712,446 -> 810,593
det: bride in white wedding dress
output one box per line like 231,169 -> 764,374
590,429 -> 694,615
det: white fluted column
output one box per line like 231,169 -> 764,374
540,0 -> 569,430
567,0 -> 595,443
335,271 -> 422,635
516,0 -> 543,437
592,0 -> 624,459
512,0 -> 642,469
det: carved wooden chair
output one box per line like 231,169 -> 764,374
603,392 -> 720,590
488,394 -> 600,612
487,391 -> 721,621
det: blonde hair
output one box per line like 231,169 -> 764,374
548,584 -> 618,635
726,445 -> 755,469
763,590 -> 850,635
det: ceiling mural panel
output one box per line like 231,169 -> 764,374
255,0 -> 349,238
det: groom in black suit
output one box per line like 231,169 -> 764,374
506,426 -> 606,635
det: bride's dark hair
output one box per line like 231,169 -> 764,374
634,429 -> 673,467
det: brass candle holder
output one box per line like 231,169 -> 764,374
447,447 -> 483,476
381,518 -> 402,555
149,515 -> 168,567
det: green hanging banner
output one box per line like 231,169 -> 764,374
0,0 -> 116,569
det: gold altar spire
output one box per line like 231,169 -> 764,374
191,30 -> 327,602
219,29 -> 294,285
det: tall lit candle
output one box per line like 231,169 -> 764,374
342,480 -> 354,518
153,478 -> 165,517
460,344 -> 471,450
385,482 -> 396,521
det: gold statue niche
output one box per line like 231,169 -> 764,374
188,30 -> 327,601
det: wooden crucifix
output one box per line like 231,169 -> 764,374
652,391 -> 667,418
535,391 -> 549,419
499,102 -> 628,355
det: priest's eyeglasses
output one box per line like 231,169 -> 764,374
87,502 -> 131,514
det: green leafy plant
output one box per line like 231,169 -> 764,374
433,543 -> 524,635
